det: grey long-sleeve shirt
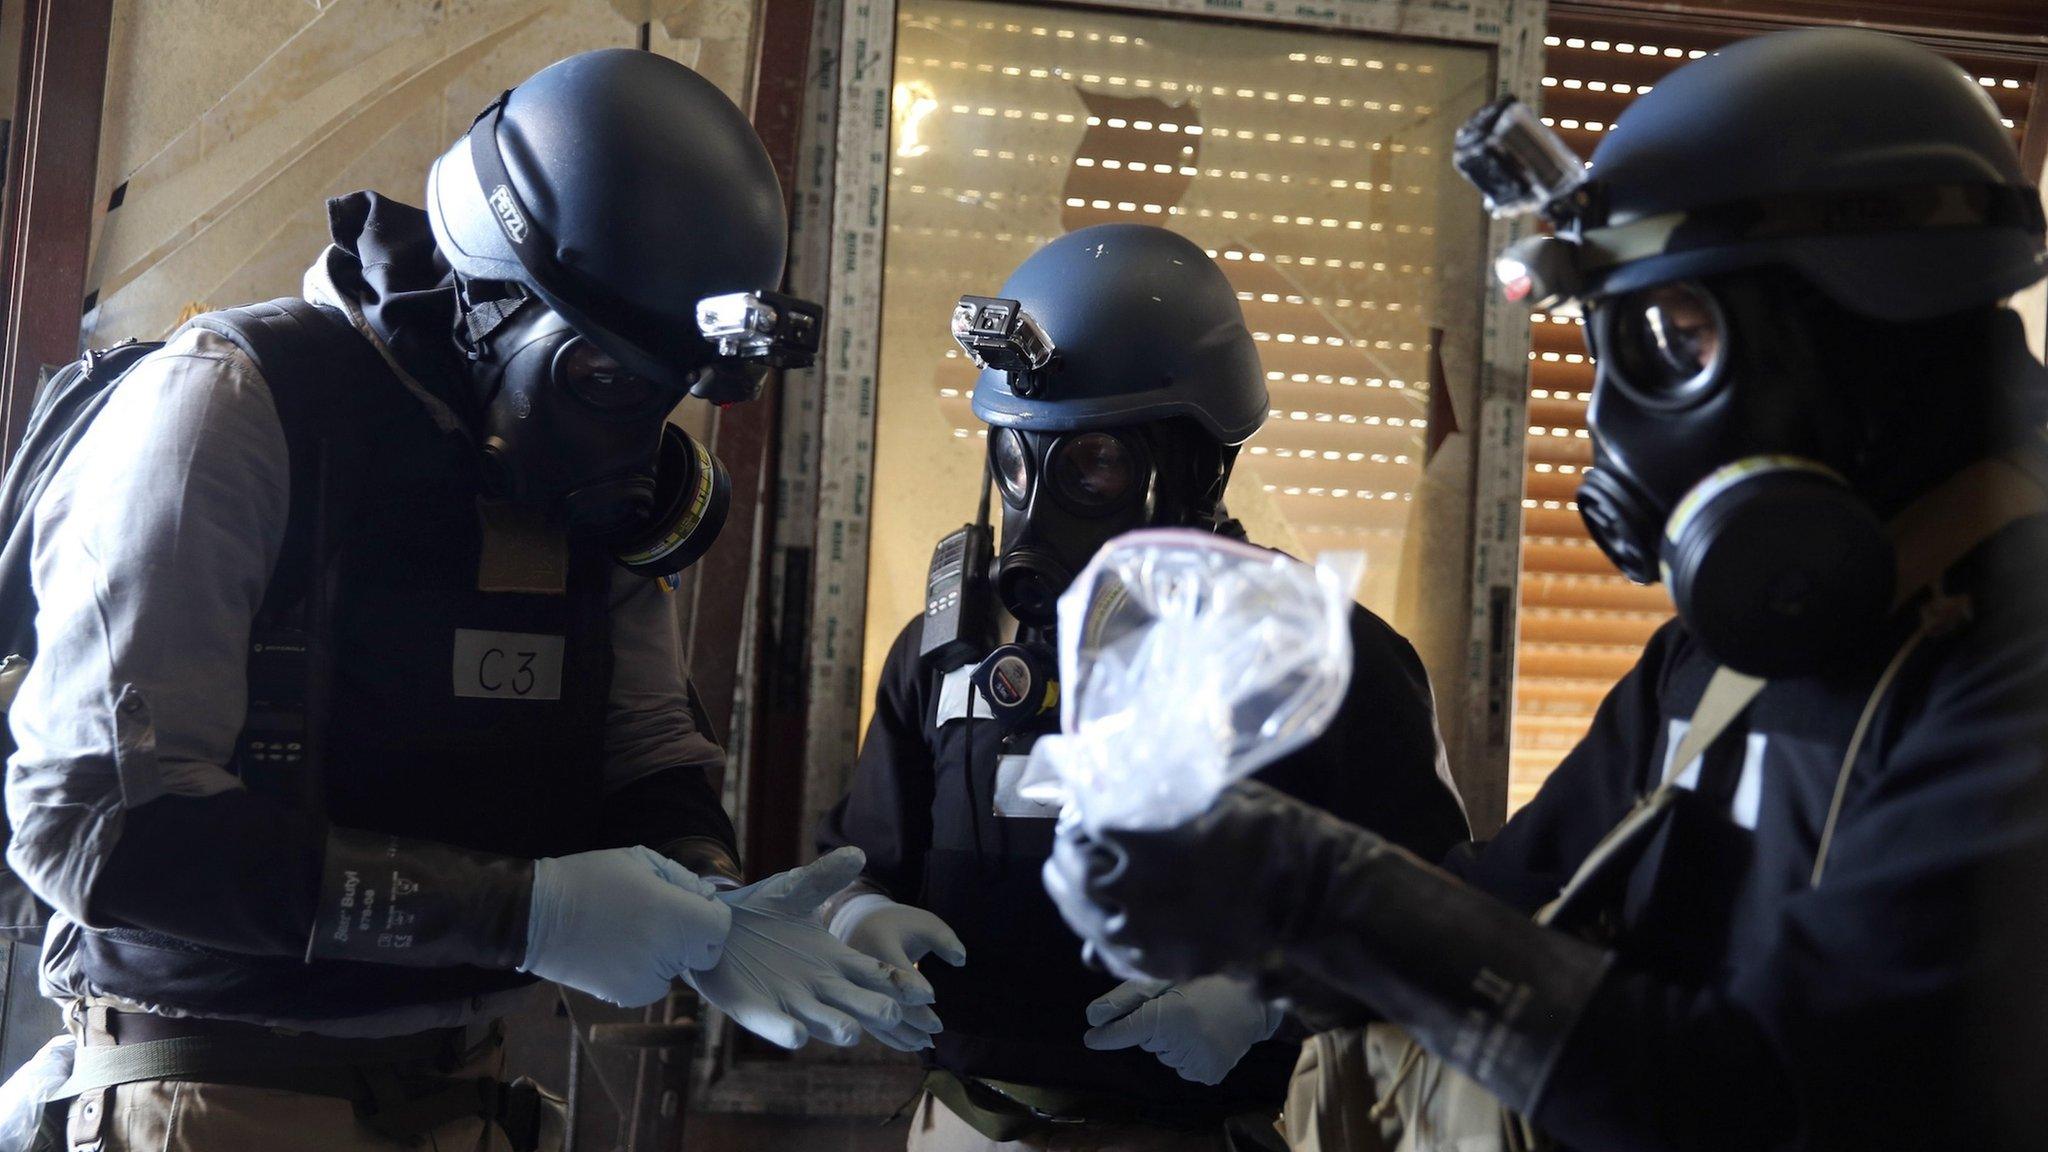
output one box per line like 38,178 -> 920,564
5,258 -> 726,1033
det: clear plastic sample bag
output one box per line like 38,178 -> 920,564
1020,529 -> 1363,833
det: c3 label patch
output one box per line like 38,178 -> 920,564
453,629 -> 565,701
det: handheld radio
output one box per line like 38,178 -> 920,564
919,457 -> 998,671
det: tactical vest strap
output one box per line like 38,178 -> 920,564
182,298 -> 388,618
184,298 -> 388,816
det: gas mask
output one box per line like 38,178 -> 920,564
463,296 -> 732,579
1578,277 -> 1893,677
989,426 -> 1159,626
1450,93 -> 2048,678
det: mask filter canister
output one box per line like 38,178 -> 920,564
1659,456 -> 1893,678
611,424 -> 732,580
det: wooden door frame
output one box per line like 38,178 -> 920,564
0,0 -> 113,1085
0,0 -> 113,471
793,0 -> 1548,854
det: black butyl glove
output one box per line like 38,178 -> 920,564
307,827 -> 535,970
1043,781 -> 1613,1115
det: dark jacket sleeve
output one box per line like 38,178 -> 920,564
595,572 -> 741,880
815,617 -> 935,902
1256,606 -> 1469,865
1535,587 -> 2048,1152
601,764 -> 741,882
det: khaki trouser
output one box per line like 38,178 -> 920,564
66,1073 -> 512,1152
61,1009 -> 533,1152
907,1092 -> 1229,1152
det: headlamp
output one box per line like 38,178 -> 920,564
953,294 -> 1055,395
1494,234 -> 1587,314
1453,96 -> 1589,222
695,290 -> 823,370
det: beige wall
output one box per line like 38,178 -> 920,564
83,0 -> 763,349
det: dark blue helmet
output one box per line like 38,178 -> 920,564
426,49 -> 789,389
969,224 -> 1267,445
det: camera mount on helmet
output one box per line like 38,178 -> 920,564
428,50 -> 815,581
1452,30 -> 2048,677
1454,34 -> 2048,320
953,294 -> 1056,397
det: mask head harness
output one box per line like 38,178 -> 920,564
1454,92 -> 2046,676
455,91 -> 824,578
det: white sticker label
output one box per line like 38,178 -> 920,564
935,664 -> 996,725
452,630 -> 565,701
994,754 -> 1062,819
1662,718 -> 1767,831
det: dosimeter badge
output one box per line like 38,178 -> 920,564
952,295 -> 1055,396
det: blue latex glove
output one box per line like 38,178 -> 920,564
522,845 -> 731,1007
687,848 -> 942,1050
827,893 -> 966,1050
1082,974 -> 1283,1085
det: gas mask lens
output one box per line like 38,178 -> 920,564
1049,432 -> 1137,510
1606,282 -> 1727,404
992,427 -> 1032,504
552,338 -> 660,412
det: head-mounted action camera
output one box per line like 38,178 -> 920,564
953,294 -> 1056,395
1454,95 -> 1590,222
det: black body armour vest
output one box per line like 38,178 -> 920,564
68,306 -> 615,1023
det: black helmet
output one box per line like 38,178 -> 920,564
967,224 -> 1267,445
1467,29 -> 2045,320
427,49 -> 789,390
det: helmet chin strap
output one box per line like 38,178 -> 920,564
1199,446 -> 1245,538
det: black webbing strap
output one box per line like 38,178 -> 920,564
461,292 -> 526,351
356,1067 -> 545,1151
55,1027 -> 453,1098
